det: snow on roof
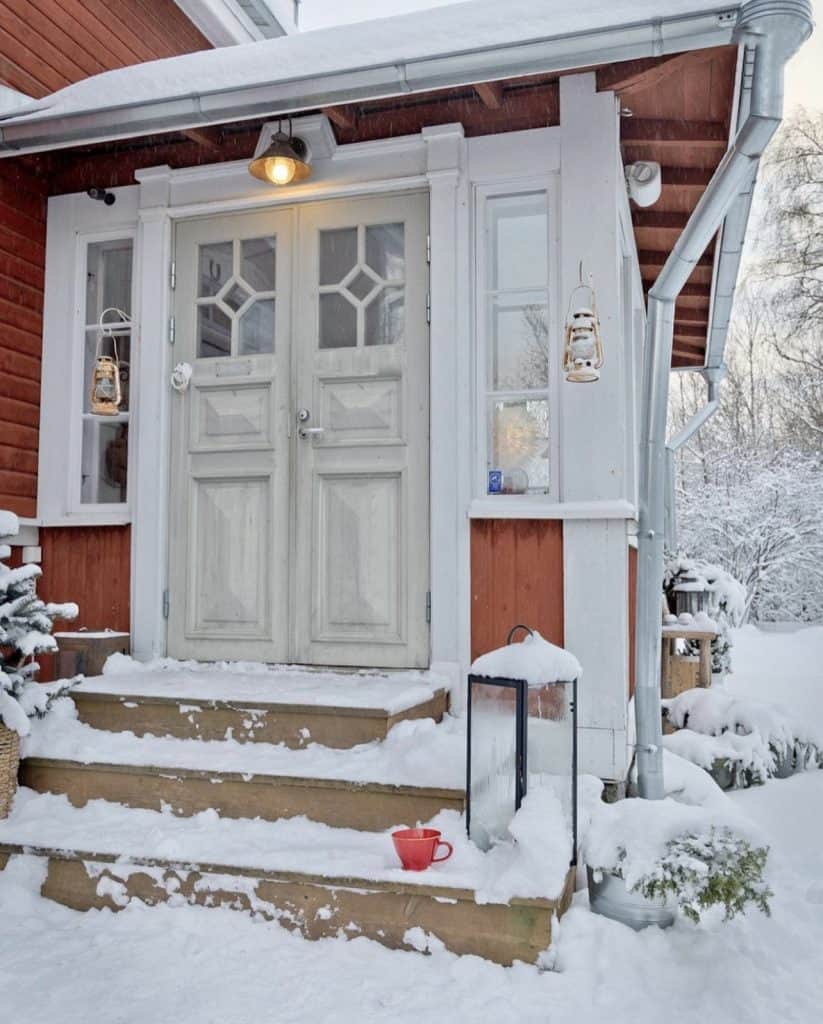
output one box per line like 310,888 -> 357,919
1,0 -> 733,128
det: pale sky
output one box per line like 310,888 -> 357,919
298,0 -> 823,111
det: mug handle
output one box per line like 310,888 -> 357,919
432,840 -> 453,863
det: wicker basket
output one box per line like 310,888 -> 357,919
0,723 -> 21,819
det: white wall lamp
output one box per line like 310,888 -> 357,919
625,160 -> 662,207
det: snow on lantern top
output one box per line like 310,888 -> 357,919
470,625 -> 581,686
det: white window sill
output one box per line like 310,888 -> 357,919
468,497 -> 637,520
27,514 -> 132,528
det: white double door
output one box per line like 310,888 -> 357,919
167,193 -> 430,668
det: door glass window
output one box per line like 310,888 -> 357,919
196,235 -> 276,357
318,222 -> 405,349
82,239 -> 133,505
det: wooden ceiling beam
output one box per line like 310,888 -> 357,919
474,81 -> 504,109
643,279 -> 710,299
621,118 -> 728,147
633,210 -> 689,230
323,106 -> 357,131
637,248 -> 713,268
660,166 -> 714,188
674,324 -> 709,339
598,47 -> 723,99
180,127 -> 224,153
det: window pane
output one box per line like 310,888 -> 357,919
489,297 -> 549,390
488,193 -> 548,292
222,279 -> 252,313
85,240 -> 133,322
240,236 -> 276,292
84,330 -> 131,413
365,223 -> 404,281
365,287 -> 404,347
239,299 -> 275,355
81,420 -> 128,504
489,397 -> 550,492
198,241 -> 232,298
319,292 -> 357,349
319,228 -> 357,285
198,303 -> 232,358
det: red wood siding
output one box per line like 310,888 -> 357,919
0,1 -> 209,518
39,525 -> 131,631
628,544 -> 637,697
470,520 -> 564,661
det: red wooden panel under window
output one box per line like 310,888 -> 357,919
470,519 -> 564,661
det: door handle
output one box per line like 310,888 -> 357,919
298,426 -> 325,439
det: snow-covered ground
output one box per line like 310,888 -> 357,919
1,626 -> 822,1023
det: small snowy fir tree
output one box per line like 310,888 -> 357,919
0,511 -> 79,736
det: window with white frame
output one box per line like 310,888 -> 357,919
477,188 -> 553,496
80,237 -> 134,506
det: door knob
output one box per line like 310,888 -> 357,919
298,426 -> 325,439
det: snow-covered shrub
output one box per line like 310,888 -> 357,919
585,797 -> 771,924
0,513 -> 79,736
636,828 -> 771,924
664,554 -> 746,676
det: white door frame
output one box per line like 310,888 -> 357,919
130,121 -> 470,691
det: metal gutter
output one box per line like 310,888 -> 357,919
0,6 -> 742,155
634,0 -> 813,799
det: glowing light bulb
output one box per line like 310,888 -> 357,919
265,156 -> 297,185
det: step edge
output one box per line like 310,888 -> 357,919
20,757 -> 466,801
72,688 -> 448,720
0,840 -> 560,910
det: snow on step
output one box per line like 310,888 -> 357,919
80,657 -> 449,715
23,699 -> 464,790
0,787 -> 570,905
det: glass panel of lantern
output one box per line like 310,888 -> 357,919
672,576 -> 709,617
467,627 -> 578,860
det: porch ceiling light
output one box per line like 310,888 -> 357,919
248,119 -> 311,186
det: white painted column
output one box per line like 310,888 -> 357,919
130,166 -> 173,660
558,75 -> 631,781
423,124 -> 471,700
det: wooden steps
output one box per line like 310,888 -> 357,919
0,843 -> 574,965
72,686 -> 449,750
20,757 -> 465,831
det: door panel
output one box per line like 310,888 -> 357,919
293,194 -> 429,667
168,210 -> 292,661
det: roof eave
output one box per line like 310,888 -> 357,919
0,6 -> 741,156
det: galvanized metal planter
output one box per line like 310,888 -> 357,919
587,866 -> 675,930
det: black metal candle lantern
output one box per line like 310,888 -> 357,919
672,575 -> 710,617
466,625 -> 578,861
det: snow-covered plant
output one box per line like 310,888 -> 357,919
0,513 -> 79,736
633,827 -> 771,924
664,554 -> 746,675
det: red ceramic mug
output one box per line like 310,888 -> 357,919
391,828 -> 453,871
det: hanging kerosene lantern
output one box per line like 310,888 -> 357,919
90,307 -> 126,415
563,266 -> 604,383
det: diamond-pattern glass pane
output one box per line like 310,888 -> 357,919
239,299 -> 275,355
198,242 -> 232,298
198,304 -> 232,358
347,269 -> 377,302
366,223 -> 404,281
365,287 -> 404,347
319,228 -> 357,285
319,292 -> 357,349
241,237 -> 276,292
222,280 -> 252,312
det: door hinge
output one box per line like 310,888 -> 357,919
425,293 -> 431,324
168,316 -> 176,345
169,260 -> 176,290
426,233 -> 431,264
425,590 -> 431,624
162,589 -> 170,619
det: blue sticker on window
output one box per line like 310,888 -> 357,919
488,470 -> 502,494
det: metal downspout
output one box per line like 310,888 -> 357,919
665,368 -> 725,547
634,0 -> 813,799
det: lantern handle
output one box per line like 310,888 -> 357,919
506,624 -> 534,645
96,307 -> 129,363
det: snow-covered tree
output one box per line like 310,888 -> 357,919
0,512 -> 79,736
